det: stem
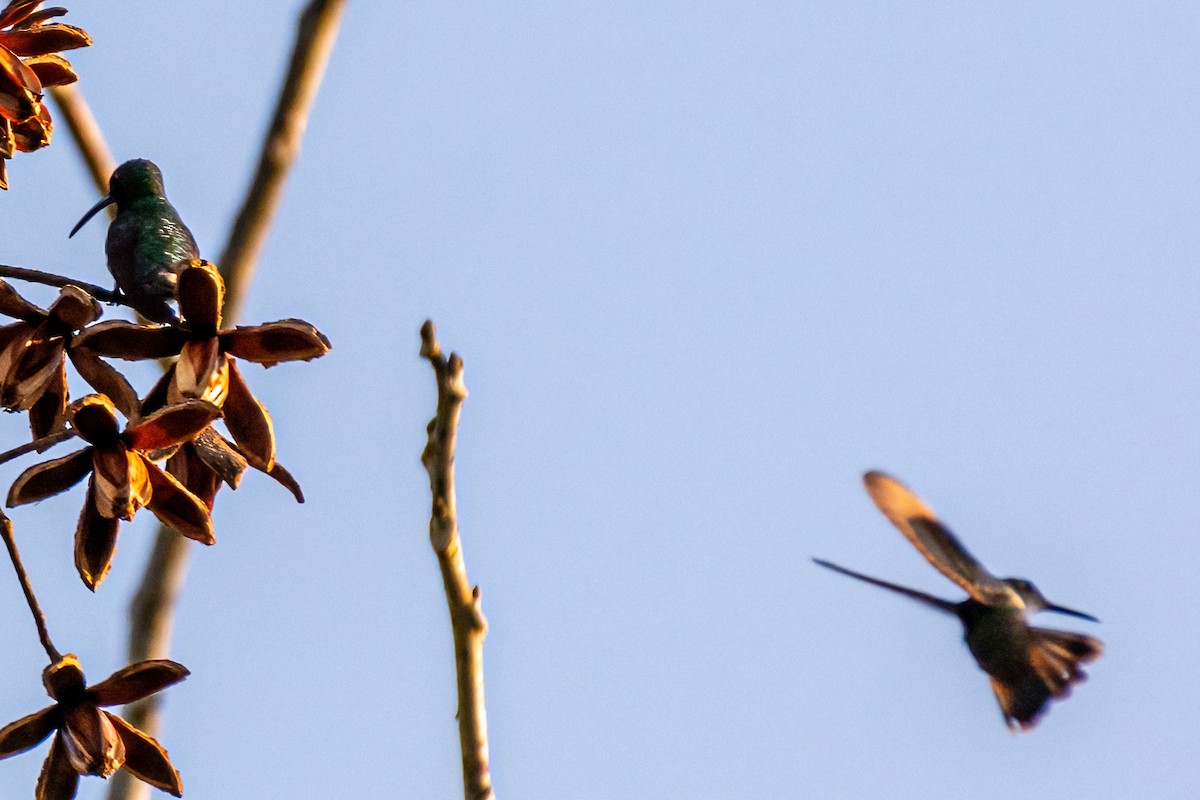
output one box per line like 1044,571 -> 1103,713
217,0 -> 347,324
0,264 -> 119,303
0,429 -> 75,468
49,84 -> 118,196
420,321 -> 496,800
0,513 -> 61,662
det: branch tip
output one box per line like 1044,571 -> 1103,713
0,429 -> 76,469
420,320 -> 442,361
420,325 -> 494,800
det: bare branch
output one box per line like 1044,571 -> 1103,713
104,4 -> 347,800
0,263 -> 119,303
49,84 -> 118,196
420,320 -> 496,800
101,531 -> 193,800
0,512 -> 61,663
218,0 -> 347,324
0,428 -> 76,468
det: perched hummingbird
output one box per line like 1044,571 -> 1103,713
814,471 -> 1102,731
70,159 -> 199,323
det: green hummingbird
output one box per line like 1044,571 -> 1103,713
814,471 -> 1102,731
69,159 -> 199,323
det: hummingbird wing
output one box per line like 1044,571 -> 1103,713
131,211 -> 198,296
812,558 -> 958,614
863,471 -> 1019,607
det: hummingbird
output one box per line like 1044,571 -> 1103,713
69,159 -> 199,323
814,471 -> 1102,731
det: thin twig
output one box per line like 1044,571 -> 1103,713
0,512 -> 61,662
0,428 -> 76,469
420,320 -> 496,800
0,264 -> 120,303
101,5 -> 347,800
50,84 -> 119,196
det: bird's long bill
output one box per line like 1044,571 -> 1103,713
69,195 -> 114,238
1044,602 -> 1100,623
812,558 -> 958,613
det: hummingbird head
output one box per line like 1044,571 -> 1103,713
108,159 -> 166,202
68,159 -> 166,238
1003,577 -> 1099,622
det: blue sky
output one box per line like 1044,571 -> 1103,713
2,2 -> 1198,798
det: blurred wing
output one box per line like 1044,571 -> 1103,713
863,471 -> 1017,606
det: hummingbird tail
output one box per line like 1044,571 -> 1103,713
811,558 -> 958,614
988,628 -> 1104,731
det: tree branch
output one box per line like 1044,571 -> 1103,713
217,0 -> 347,324
0,428 -> 75,468
0,512 -> 61,663
100,4 -> 347,800
49,83 -> 118,196
420,320 -> 496,800
0,263 -> 119,303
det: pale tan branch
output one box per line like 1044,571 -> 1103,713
104,4 -> 347,800
49,84 -> 118,196
420,320 -> 495,800
218,0 -> 347,324
102,533 -> 192,800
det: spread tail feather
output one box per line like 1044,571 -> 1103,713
989,628 -> 1103,731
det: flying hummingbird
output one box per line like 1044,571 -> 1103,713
69,159 -> 199,323
814,471 -> 1102,730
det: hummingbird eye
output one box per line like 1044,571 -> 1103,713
1010,578 -> 1036,594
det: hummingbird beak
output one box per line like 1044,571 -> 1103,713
1044,602 -> 1100,623
69,195 -> 114,238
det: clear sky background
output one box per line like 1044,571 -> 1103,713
1,2 -> 1197,798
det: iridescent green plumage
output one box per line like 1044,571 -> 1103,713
70,159 -> 198,323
